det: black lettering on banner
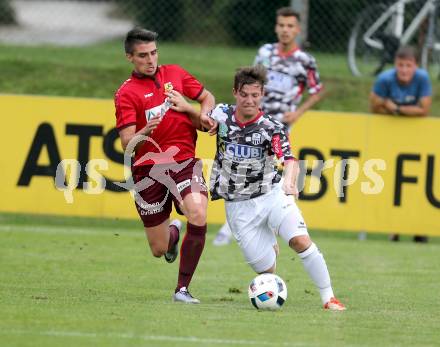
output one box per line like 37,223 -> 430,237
65,124 -> 102,189
17,123 -> 61,186
394,153 -> 420,206
103,128 -> 124,164
103,127 -> 127,192
298,148 -> 327,201
330,149 -> 360,203
426,155 -> 440,208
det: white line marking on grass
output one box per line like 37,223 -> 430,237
0,224 -> 142,237
1,330 -> 312,346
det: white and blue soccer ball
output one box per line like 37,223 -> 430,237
248,273 -> 288,310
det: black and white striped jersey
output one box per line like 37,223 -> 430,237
254,43 -> 322,122
209,104 -> 294,202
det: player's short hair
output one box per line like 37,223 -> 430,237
276,7 -> 301,22
234,65 -> 267,92
395,46 -> 418,62
124,28 -> 158,54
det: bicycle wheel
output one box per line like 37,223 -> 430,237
348,3 -> 399,77
420,4 -> 440,79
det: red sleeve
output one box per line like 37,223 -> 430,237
177,65 -> 204,100
306,65 -> 323,95
271,133 -> 294,162
114,90 -> 137,130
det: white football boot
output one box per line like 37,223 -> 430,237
173,287 -> 200,304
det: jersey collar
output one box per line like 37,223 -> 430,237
234,109 -> 264,128
132,66 -> 161,88
277,43 -> 299,58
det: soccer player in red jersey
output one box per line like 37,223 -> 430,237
114,28 -> 215,303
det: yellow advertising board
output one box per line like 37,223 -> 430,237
1,94 -> 439,235
292,112 -> 440,235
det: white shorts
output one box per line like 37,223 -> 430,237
225,184 -> 308,273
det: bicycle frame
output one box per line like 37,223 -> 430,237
363,0 -> 439,51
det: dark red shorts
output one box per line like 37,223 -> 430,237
132,158 -> 208,227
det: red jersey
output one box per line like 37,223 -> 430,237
114,64 -> 204,166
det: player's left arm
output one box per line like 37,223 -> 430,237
283,56 -> 325,124
271,125 -> 298,197
166,88 -> 216,131
177,65 -> 216,130
197,89 -> 216,128
284,90 -> 324,123
192,89 -> 217,133
167,89 -> 199,118
282,159 -> 299,198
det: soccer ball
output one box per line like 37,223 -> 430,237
248,273 -> 287,310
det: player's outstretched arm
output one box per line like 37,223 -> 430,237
197,89 -> 216,121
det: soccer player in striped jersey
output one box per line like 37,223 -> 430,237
203,66 -> 345,310
213,7 -> 324,246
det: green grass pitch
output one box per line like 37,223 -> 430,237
0,213 -> 439,347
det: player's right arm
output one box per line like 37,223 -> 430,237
115,87 -> 161,151
118,118 -> 161,151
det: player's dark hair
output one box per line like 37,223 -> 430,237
234,65 -> 267,91
276,7 -> 300,22
395,46 -> 418,62
124,28 -> 158,54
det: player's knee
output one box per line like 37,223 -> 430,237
289,235 -> 312,253
185,206 -> 207,225
149,242 -> 167,257
151,248 -> 166,258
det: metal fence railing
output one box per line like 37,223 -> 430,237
0,0 -> 438,76
0,0 -> 373,49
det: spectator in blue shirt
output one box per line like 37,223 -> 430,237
370,46 -> 432,117
370,46 -> 432,243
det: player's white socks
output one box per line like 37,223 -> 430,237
298,243 -> 334,304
